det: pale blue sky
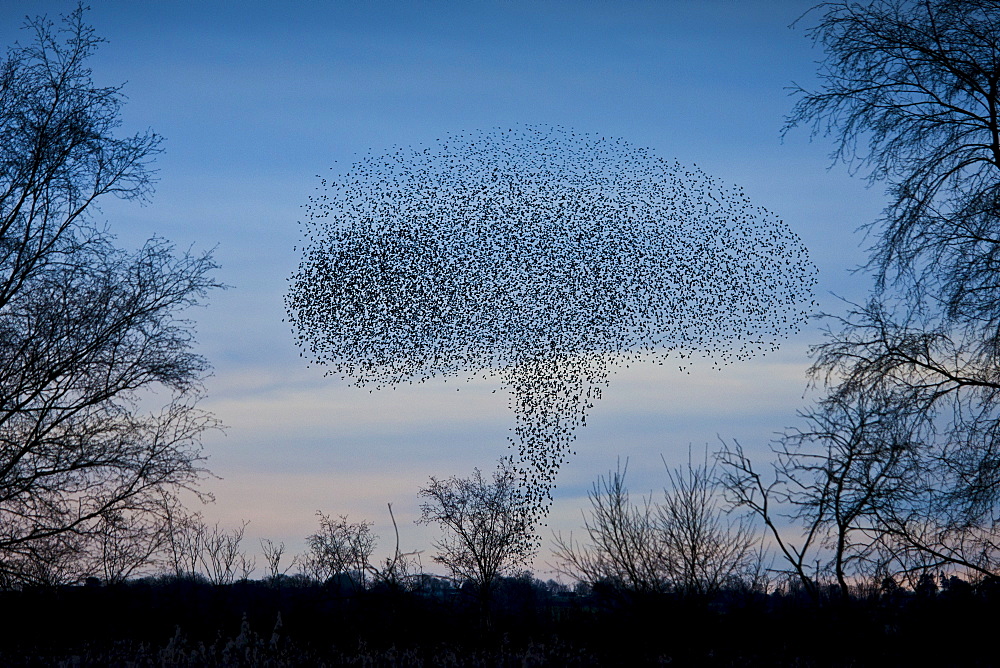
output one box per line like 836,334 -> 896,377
1,1 -> 886,575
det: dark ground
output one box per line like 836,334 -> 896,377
0,576 -> 996,666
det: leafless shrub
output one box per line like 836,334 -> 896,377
162,503 -> 207,580
553,461 -> 668,593
659,452 -> 762,595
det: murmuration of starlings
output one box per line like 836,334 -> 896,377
286,124 -> 818,523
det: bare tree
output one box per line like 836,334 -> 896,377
158,507 -> 255,585
260,539 -> 291,583
89,505 -> 172,585
552,461 -> 669,593
0,7 -> 219,585
781,0 -> 1000,583
806,302 -> 1000,582
162,502 -> 207,580
199,520 -> 254,585
555,454 -> 762,597
720,393 -> 998,598
658,452 -> 761,596
716,441 -> 822,600
299,512 -> 376,590
417,459 -> 535,611
719,386 -> 923,599
0,531 -> 87,587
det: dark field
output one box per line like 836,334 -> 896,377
1,575 -> 996,667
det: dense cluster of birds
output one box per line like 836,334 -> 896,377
286,125 -> 817,522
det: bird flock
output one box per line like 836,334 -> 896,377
286,124 -> 817,523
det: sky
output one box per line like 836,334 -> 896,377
0,1 -> 889,578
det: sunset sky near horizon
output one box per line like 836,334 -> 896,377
0,1 -> 888,577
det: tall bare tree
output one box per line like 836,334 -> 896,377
0,6 -> 218,585
763,0 -> 1000,586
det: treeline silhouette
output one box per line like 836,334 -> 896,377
0,447 -> 997,666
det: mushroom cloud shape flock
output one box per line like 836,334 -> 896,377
286,125 -> 817,521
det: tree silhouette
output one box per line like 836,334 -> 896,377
718,389 -> 915,600
417,460 -> 534,615
0,7 -> 219,585
286,124 -> 816,521
768,0 -> 1000,583
554,454 -> 762,597
299,512 -> 376,590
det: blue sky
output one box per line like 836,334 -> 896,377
0,1 -> 887,575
